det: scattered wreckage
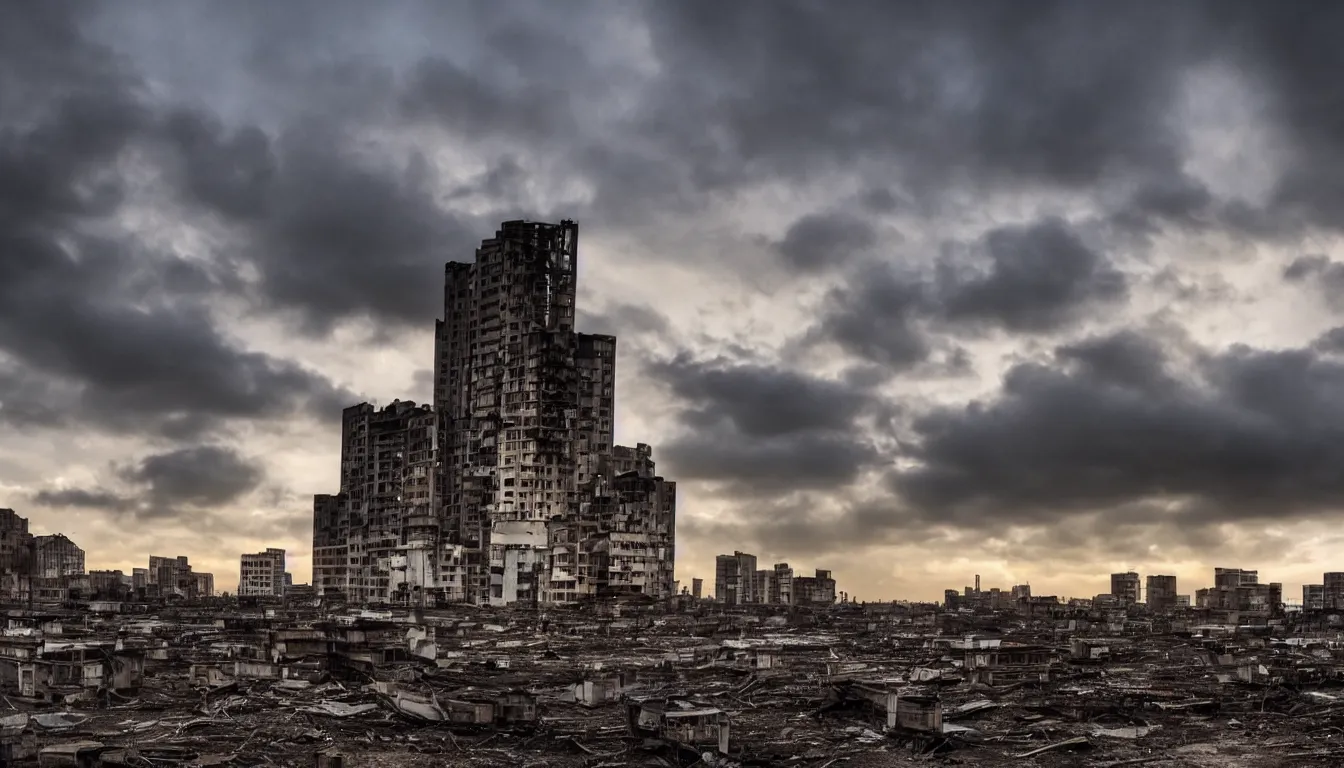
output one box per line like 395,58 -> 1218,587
0,599 -> 1338,765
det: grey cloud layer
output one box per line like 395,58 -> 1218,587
36,446 -> 265,520
6,1 -> 1344,578
0,7 -> 355,441
898,332 -> 1344,525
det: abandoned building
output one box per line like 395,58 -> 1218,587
0,510 -> 91,602
715,552 -> 837,606
238,548 -> 288,597
34,535 -> 84,579
143,556 -> 213,600
627,698 -> 731,755
312,220 -> 677,607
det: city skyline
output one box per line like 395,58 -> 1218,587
9,3 -> 1344,598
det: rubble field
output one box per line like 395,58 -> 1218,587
1,599 -> 1341,767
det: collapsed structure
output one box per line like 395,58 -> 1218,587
313,220 -> 677,607
4,585 -> 1344,766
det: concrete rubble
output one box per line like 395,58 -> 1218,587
1,598 -> 1344,766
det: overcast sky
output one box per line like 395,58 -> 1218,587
6,1 -> 1344,600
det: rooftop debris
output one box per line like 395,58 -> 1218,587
0,597 -> 1338,766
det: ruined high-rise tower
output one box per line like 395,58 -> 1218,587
314,220 -> 675,606
432,220 -> 674,606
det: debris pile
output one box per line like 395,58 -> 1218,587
1,600 -> 1343,765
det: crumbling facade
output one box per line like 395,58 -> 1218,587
1196,567 -> 1282,612
1306,583 -> 1327,610
1146,574 -> 1178,613
239,549 -> 286,597
795,569 -> 838,605
713,555 -> 836,606
146,556 -> 210,599
33,535 -> 84,578
1324,571 -> 1344,610
715,552 -> 758,605
312,400 -> 438,604
0,511 -> 96,601
313,220 -> 677,606
1110,571 -> 1140,605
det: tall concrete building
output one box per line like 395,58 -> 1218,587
1305,583 -> 1326,610
312,401 -> 438,604
1324,572 -> 1344,610
715,551 -> 758,605
313,220 -> 677,606
1110,572 -> 1141,605
771,563 -> 795,605
1146,574 -> 1177,612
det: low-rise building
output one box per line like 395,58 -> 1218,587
796,569 -> 837,605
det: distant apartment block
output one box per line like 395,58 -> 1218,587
1197,567 -> 1280,612
1146,574 -> 1178,612
239,549 -> 286,597
1324,572 -> 1344,610
1110,572 -> 1140,605
795,569 -> 837,605
715,551 -> 758,605
145,555 -> 207,599
1305,583 -> 1326,610
194,572 -> 215,598
714,554 -> 836,606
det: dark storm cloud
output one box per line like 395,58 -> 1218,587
1053,330 -> 1176,395
1226,2 -> 1344,231
0,367 -> 67,430
807,218 -> 1124,370
1284,255 -> 1332,281
161,112 -> 484,335
1105,174 -> 1218,238
809,263 -> 931,370
1283,255 -> 1344,310
32,489 -> 132,513
936,218 -> 1128,333
1312,327 -> 1344,354
891,331 -> 1344,526
640,1 -> 1195,200
0,4 -> 357,439
648,355 -> 887,494
0,226 -> 355,437
663,432 -> 879,494
401,57 -> 577,144
120,446 -> 265,509
34,446 -> 265,520
774,212 -> 875,272
650,355 -> 874,438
